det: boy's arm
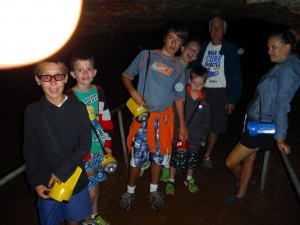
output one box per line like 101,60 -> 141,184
97,87 -> 113,149
122,49 -> 150,106
174,99 -> 188,141
122,75 -> 146,106
23,105 -> 44,190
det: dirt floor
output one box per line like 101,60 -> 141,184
1,107 -> 300,225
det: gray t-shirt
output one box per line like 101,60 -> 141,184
122,49 -> 186,112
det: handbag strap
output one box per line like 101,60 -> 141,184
39,104 -> 63,160
142,50 -> 151,96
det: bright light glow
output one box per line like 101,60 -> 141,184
0,0 -> 83,69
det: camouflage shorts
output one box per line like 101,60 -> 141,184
85,152 -> 107,189
130,119 -> 170,167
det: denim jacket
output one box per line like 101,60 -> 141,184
247,54 -> 300,140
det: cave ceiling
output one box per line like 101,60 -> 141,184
77,0 -> 300,36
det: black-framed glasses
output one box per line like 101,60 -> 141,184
38,74 -> 66,82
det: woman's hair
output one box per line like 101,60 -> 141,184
270,29 -> 298,54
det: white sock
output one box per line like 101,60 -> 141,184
150,183 -> 158,193
127,185 -> 136,194
168,178 -> 175,183
186,175 -> 192,180
91,213 -> 98,220
82,222 -> 92,225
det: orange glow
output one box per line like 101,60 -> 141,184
0,0 -> 83,69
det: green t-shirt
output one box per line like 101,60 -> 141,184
73,86 -> 105,153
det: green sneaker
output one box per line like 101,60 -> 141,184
165,181 -> 175,195
184,178 -> 199,193
92,214 -> 110,225
160,167 -> 169,182
140,161 -> 151,177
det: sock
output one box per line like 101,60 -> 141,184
127,185 -> 136,194
150,183 -> 158,193
186,175 -> 192,181
168,178 -> 175,183
91,213 -> 98,220
82,222 -> 92,225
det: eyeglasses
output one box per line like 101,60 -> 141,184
38,74 -> 66,82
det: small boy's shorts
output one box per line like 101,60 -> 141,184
170,150 -> 198,170
85,152 -> 107,189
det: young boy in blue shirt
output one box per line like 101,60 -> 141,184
119,21 -> 189,211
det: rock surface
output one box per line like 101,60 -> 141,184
78,0 -> 300,35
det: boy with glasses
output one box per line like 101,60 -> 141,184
23,58 -> 92,225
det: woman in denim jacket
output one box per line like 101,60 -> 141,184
224,29 -> 300,205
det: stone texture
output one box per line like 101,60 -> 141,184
76,0 -> 300,36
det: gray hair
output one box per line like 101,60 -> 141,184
208,16 -> 227,31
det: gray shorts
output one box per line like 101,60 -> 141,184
205,88 -> 227,133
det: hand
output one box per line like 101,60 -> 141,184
178,125 -> 189,142
225,103 -> 235,114
131,91 -> 146,106
35,185 -> 50,199
48,173 -> 60,190
200,142 -> 206,147
104,147 -> 112,155
277,139 -> 291,154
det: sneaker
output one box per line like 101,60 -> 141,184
91,214 -> 110,225
202,157 -> 213,169
160,167 -> 169,182
140,161 -> 151,177
223,195 -> 247,205
184,178 -> 199,193
119,192 -> 135,210
165,181 -> 175,195
149,191 -> 164,210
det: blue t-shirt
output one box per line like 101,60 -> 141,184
123,49 -> 186,112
